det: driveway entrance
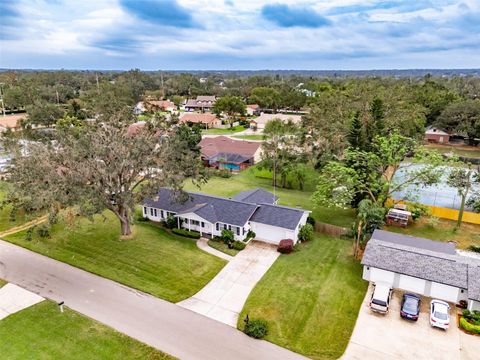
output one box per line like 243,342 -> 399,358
178,241 -> 279,326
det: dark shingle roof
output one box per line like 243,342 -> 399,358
233,188 -> 278,205
249,203 -> 307,230
144,188 -> 257,227
468,266 -> 480,301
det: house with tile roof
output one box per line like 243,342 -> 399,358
143,188 -> 309,245
362,229 -> 480,311
199,136 -> 261,171
184,96 -> 216,112
180,113 -> 220,129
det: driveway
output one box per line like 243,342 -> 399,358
178,241 -> 279,326
0,239 -> 304,360
0,283 -> 44,320
342,285 -> 480,360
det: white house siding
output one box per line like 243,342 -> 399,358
177,212 -> 213,236
213,222 -> 249,241
398,275 -> 426,294
429,282 -> 461,303
468,300 -> 480,311
366,267 -> 396,284
250,222 -> 295,245
143,206 -> 175,222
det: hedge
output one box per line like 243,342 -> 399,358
244,319 -> 268,339
277,239 -> 294,254
460,317 -> 480,334
172,228 -> 201,239
233,241 -> 246,250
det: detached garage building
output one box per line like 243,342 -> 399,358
362,230 -> 480,311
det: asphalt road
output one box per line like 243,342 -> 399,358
0,239 -> 306,360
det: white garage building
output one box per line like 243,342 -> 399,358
362,230 -> 480,311
143,188 -> 309,245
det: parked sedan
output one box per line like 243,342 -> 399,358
430,300 -> 450,330
400,293 -> 421,321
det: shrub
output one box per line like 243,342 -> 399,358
306,216 -> 316,227
37,225 -> 50,238
468,245 -> 480,253
298,223 -> 314,242
462,309 -> 480,324
172,228 -> 201,239
233,241 -> 246,250
25,226 -> 36,241
277,239 -> 294,254
409,202 -> 429,221
427,216 -> 440,228
246,230 -> 256,240
214,169 -> 232,178
221,229 -> 235,246
460,317 -> 480,334
165,214 -> 177,229
244,319 -> 268,339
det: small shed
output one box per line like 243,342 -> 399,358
425,127 -> 449,144
386,208 -> 411,227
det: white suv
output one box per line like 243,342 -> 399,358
430,300 -> 450,329
369,282 -> 393,314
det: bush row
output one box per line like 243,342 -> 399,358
460,317 -> 480,334
172,228 -> 201,239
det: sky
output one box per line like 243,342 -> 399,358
0,0 -> 479,70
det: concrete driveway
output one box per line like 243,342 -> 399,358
178,241 -> 279,327
342,285 -> 480,360
0,283 -> 44,320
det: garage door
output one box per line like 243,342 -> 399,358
430,282 -> 459,303
369,268 -> 395,284
398,275 -> 426,295
250,222 -> 289,245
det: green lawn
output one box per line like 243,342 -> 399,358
232,134 -> 265,141
185,166 -> 356,228
0,181 -> 42,232
208,239 -> 240,256
0,278 -> 6,287
202,125 -> 245,135
0,301 -> 172,360
385,216 -> 480,249
239,235 -> 367,360
4,213 -> 226,303
425,143 -> 480,159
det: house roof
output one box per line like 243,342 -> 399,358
180,113 -> 218,124
233,188 -> 278,205
200,136 -> 261,162
425,126 -> 449,136
362,230 -> 480,295
144,188 -> 258,227
253,113 -> 302,126
196,95 -> 216,102
249,203 -> 308,230
147,100 -> 176,109
0,114 -> 26,129
247,104 -> 259,110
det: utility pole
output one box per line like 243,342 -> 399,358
0,83 -> 6,116
96,73 -> 100,95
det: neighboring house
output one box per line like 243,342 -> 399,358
362,230 -> 480,311
184,96 -> 216,112
180,113 -> 220,129
0,114 -> 25,132
134,100 -> 177,114
250,113 -> 302,131
143,188 -> 309,244
425,126 -> 450,144
200,136 -> 261,171
246,104 -> 260,116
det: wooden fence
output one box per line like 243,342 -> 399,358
314,222 -> 349,236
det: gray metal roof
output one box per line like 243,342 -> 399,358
233,188 -> 278,205
362,238 -> 469,288
372,230 -> 457,255
249,203 -> 308,230
144,189 -> 257,227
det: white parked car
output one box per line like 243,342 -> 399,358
430,300 -> 450,329
369,282 -> 393,314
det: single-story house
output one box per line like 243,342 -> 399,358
199,136 -> 261,171
362,229 -> 480,311
246,104 -> 260,116
143,188 -> 309,245
425,126 -> 450,144
134,100 -> 177,115
0,114 -> 26,132
250,113 -> 302,131
184,96 -> 216,112
180,113 -> 221,129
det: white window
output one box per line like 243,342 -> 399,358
150,208 -> 154,216
143,207 -> 147,215
154,209 -> 157,217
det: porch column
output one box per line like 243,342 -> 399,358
188,219 -> 191,231
177,216 -> 180,229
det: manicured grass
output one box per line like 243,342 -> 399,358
0,181 -> 42,232
202,125 -> 245,135
424,143 -> 480,159
239,235 -> 367,360
232,134 -> 265,141
185,166 -> 356,228
0,301 -> 172,359
208,239 -> 239,256
385,216 -> 480,249
4,213 -> 226,303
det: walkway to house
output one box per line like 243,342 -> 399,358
197,237 -> 233,261
178,241 -> 279,327
0,283 -> 44,320
0,239 -> 304,360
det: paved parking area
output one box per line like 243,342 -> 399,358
178,241 -> 279,327
0,283 -> 44,320
342,285 -> 480,360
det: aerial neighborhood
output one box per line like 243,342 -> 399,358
1,1 -> 480,360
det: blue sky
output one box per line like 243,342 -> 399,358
0,0 -> 479,70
